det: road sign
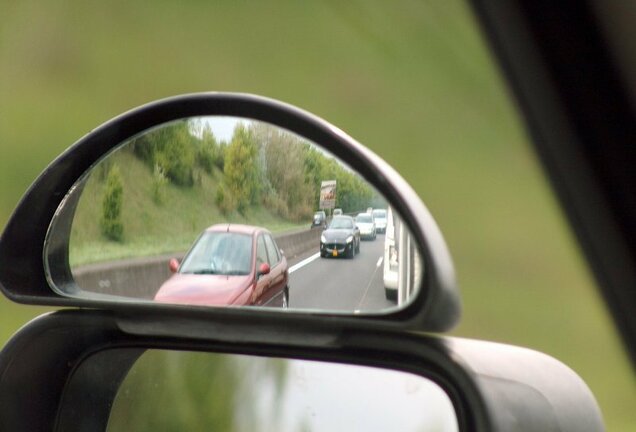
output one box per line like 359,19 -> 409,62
320,180 -> 336,209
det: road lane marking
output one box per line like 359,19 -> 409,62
356,255 -> 384,310
376,257 -> 383,267
289,252 -> 321,274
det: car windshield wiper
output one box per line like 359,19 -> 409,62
186,269 -> 220,275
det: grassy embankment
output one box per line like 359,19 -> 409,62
69,150 -> 305,267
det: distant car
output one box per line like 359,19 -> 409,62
333,208 -> 343,216
383,207 -> 398,300
311,211 -> 327,229
320,215 -> 360,258
155,224 -> 289,308
372,208 -> 387,234
355,213 -> 376,240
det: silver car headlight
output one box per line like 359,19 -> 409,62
321,234 -> 327,243
346,236 -> 353,243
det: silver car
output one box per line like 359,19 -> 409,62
355,213 -> 376,240
372,209 -> 387,233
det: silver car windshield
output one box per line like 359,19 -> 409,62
372,210 -> 386,219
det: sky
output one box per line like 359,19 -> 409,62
201,116 -> 242,143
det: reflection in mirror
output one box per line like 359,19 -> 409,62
47,117 -> 423,313
107,350 -> 458,431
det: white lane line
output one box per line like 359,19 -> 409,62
289,252 -> 321,274
356,255 -> 385,309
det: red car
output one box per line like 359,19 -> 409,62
155,224 -> 289,308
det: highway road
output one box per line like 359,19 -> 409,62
288,234 -> 395,312
73,229 -> 396,312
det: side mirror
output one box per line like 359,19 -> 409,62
0,93 -> 459,332
168,258 -> 180,274
258,262 -> 270,277
0,93 -> 605,432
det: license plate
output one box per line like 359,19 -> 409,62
332,250 -> 338,257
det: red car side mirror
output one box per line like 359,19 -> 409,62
258,262 -> 270,276
168,258 -> 180,274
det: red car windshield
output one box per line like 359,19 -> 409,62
180,232 -> 253,276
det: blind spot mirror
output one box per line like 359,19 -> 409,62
107,350 -> 459,432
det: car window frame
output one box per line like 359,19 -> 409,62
263,234 -> 281,267
255,233 -> 269,271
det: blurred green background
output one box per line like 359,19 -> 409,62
0,0 -> 633,430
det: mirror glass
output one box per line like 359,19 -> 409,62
46,117 -> 423,313
107,350 -> 458,431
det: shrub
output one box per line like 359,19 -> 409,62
151,164 -> 168,205
130,120 -> 196,188
155,138 -> 195,187
215,184 -> 234,215
196,146 -> 215,174
195,133 -> 224,174
100,165 -> 124,242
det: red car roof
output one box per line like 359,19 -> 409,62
204,224 -> 270,235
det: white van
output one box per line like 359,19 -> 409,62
383,207 -> 398,300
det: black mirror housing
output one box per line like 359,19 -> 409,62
0,93 -> 460,332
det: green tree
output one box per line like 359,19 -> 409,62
100,165 -> 124,242
253,123 -> 313,221
303,146 -> 331,209
218,124 -> 261,214
336,171 -> 374,213
195,123 -> 224,173
130,120 -> 195,187
303,145 -> 375,214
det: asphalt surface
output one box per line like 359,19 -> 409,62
288,234 -> 395,312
